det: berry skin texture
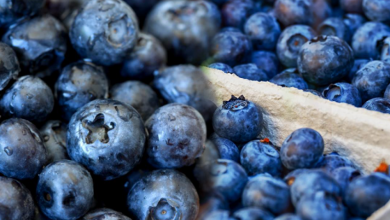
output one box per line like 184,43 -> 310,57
40,120 -> 68,164
250,51 -> 280,79
345,173 -> 390,218
0,176 -> 35,220
127,169 -> 199,220
352,60 -> 390,102
70,0 -> 139,66
298,36 -> 354,86
0,75 -> 54,123
343,14 -> 367,37
210,133 -> 240,162
233,63 -> 269,82
221,0 -> 260,30
82,208 -> 131,220
314,153 -> 356,173
280,128 -> 324,170
340,0 -> 363,14
331,167 -> 361,196
213,95 -> 263,143
274,0 -> 313,27
145,103 -> 206,168
322,82 -> 362,107
0,118 -> 47,179
36,160 -> 94,220
0,42 -> 19,91
232,207 -> 274,220
0,0 -> 46,28
270,70 -> 309,90
363,0 -> 390,24
67,99 -> 146,181
363,98 -> 390,114
347,59 -> 369,82
318,17 -> 352,43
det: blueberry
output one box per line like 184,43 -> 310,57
145,103 -> 206,168
46,0 -> 89,31
240,140 -> 282,177
36,160 -> 94,220
203,210 -> 230,220
275,214 -> 303,220
298,36 -> 354,86
55,61 -> 109,121
198,193 -> 229,220
83,208 -> 131,220
210,28 -> 253,66
70,0 -> 139,66
242,175 -> 291,215
345,173 -> 390,218
362,97 -> 390,114
120,33 -> 167,81
233,63 -> 269,81
2,14 -> 67,77
244,13 -> 281,51
283,168 -> 310,186
210,133 -> 240,162
347,59 -> 369,82
196,140 -> 221,168
221,0 -> 261,30
40,120 -> 68,164
0,42 -> 19,91
352,22 -> 390,59
232,207 -> 274,220
318,17 -> 352,42
340,0 -> 363,14
250,51 -> 280,79
314,154 -> 356,173
213,95 -> 263,143
331,167 -> 361,196
194,159 -> 248,203
297,191 -> 346,220
363,0 -> 390,23
153,65 -> 217,121
127,169 -> 199,220
352,60 -> 390,102
0,176 -> 35,219
322,82 -> 362,107
0,0 -> 45,28
0,75 -> 54,123
208,63 -> 234,73
110,81 -> 160,121
290,170 -> 342,206
67,99 -> 146,180
343,14 -> 367,36
385,84 -> 390,99
380,37 -> 390,63
270,70 -> 309,90
276,25 -> 317,68
144,0 -> 221,64
280,128 -> 324,170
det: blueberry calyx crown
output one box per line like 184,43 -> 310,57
310,35 -> 327,44
222,95 -> 248,111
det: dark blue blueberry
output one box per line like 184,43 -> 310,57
318,17 -> 352,42
340,0 -> 363,14
120,33 -> 167,81
0,176 -> 35,219
331,166 -> 361,196
210,28 -> 253,66
352,60 -> 390,102
280,128 -> 324,170
40,120 -> 68,164
2,14 -> 67,77
304,89 -> 324,97
314,154 -> 356,173
123,167 -> 152,194
55,61 -> 109,121
322,82 -> 362,107
70,0 -> 139,66
153,65 -> 217,121
210,133 -> 240,162
298,36 -> 354,86
385,84 -> 390,99
275,214 -> 303,220
127,169 -> 199,220
380,37 -> 390,63
110,81 -> 160,121
194,159 -> 248,203
145,103 -> 206,168
124,0 -> 159,24
297,191 -> 346,220
345,173 -> 390,218
195,140 -> 220,168
0,42 -> 19,91
0,0 -> 45,28
343,14 -> 366,36
362,98 -> 390,114
197,193 -> 229,220
283,168 -> 310,186
213,95 -> 263,143
67,99 -> 146,180
36,160 -> 94,220
232,207 -> 274,220
250,51 -> 280,78
352,22 -> 390,59
83,208 -> 131,219
244,13 -> 281,51
0,75 -> 54,123
240,140 -> 282,177
347,59 -> 369,82
242,175 -> 291,215
221,0 -> 261,30
208,62 -> 234,73
270,70 -> 309,90
144,0 -> 221,64
363,0 -> 390,23
290,170 -> 342,206
276,25 -> 317,68
46,0 -> 89,30
233,63 -> 268,81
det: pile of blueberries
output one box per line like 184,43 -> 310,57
0,0 -> 389,220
